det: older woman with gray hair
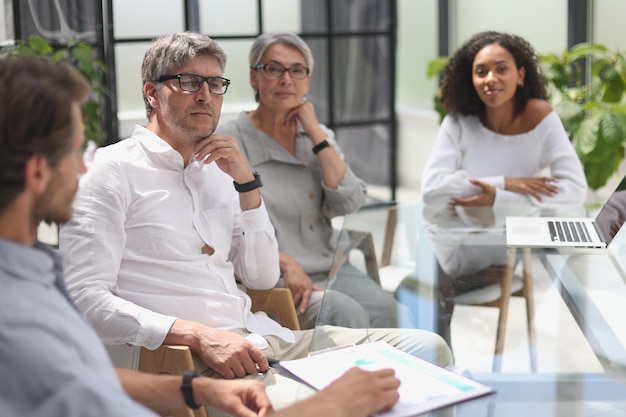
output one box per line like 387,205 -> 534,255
217,32 -> 410,329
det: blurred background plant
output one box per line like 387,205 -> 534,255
0,34 -> 107,146
540,43 -> 626,190
427,43 -> 626,190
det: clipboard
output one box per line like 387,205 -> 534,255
279,341 -> 494,417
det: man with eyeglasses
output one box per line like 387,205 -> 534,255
60,31 -> 452,411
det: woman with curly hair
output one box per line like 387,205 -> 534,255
421,31 -> 587,207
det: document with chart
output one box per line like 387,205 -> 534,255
279,341 -> 494,417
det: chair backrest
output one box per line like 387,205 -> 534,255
138,345 -> 205,417
329,229 -> 381,284
328,203 -> 399,285
246,287 -> 300,330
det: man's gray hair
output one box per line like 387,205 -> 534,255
142,32 -> 227,117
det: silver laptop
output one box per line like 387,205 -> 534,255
506,175 -> 626,248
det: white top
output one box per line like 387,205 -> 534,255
59,126 -> 294,349
421,111 -> 587,207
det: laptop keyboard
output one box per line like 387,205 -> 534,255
548,220 -> 592,243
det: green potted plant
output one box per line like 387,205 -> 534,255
427,43 -> 626,191
539,44 -> 626,190
0,34 -> 108,146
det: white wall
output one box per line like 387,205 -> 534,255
454,0 -> 568,53
394,0 -> 438,195
0,0 -> 12,42
593,0 -> 626,50
0,0 -> 6,41
396,0 -> 438,110
396,107 -> 440,190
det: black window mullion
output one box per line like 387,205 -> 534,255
389,0 -> 398,201
568,0 -> 590,85
184,0 -> 200,32
326,0 -> 335,134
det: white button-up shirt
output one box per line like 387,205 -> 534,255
60,126 -> 293,349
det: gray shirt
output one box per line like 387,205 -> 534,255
217,112 -> 367,277
0,239 -> 155,417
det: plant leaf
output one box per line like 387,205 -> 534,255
602,75 -> 625,103
574,112 -> 601,155
540,60 -> 572,89
6,35 -> 108,146
599,108 -> 626,145
552,96 -> 584,137
569,43 -> 609,61
26,35 -> 53,56
51,49 -> 67,62
584,148 -> 624,190
426,57 -> 449,79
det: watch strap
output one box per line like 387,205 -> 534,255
233,171 -> 262,193
181,369 -> 201,409
312,139 -> 331,155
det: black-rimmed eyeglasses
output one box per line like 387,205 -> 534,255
155,73 -> 231,95
253,61 -> 310,80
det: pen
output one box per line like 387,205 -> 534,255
256,358 -> 279,374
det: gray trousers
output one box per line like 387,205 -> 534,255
289,262 -> 415,329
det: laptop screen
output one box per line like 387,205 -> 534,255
593,175 -> 626,246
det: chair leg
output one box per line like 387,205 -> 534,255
492,249 -> 517,372
522,248 -> 537,372
380,205 -> 398,267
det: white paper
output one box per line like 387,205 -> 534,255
280,341 -> 494,417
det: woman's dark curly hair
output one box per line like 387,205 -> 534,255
439,31 -> 547,116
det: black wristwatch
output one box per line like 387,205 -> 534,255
312,138 -> 331,154
181,369 -> 201,409
233,171 -> 262,193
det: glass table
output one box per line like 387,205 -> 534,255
313,202 -> 626,416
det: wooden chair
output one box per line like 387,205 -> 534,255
246,288 -> 300,331
329,228 -> 381,284
381,204 -> 535,371
328,204 -> 400,289
439,248 -> 537,372
137,287 -> 300,417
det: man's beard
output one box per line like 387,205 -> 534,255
168,107 -> 218,145
33,174 -> 77,227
